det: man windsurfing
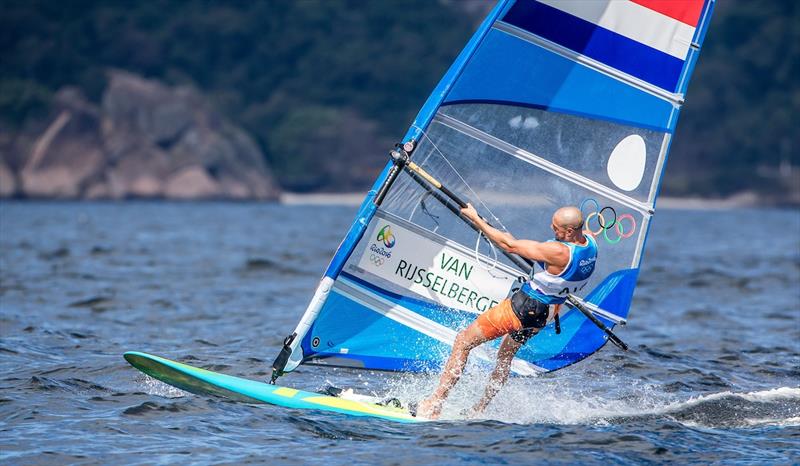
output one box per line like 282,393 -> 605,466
416,204 -> 598,420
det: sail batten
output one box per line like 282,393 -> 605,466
493,22 -> 686,105
434,113 -> 655,215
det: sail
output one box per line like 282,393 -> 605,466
277,0 -> 715,376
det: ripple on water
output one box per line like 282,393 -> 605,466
28,376 -> 110,394
1,203 -> 798,464
122,400 -> 196,416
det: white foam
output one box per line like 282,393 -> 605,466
743,416 -> 800,427
139,374 -> 187,398
381,369 -> 800,427
483,376 -> 669,425
730,386 -> 800,402
654,386 -> 800,418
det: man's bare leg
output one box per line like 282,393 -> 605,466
467,334 -> 528,417
416,322 -> 490,419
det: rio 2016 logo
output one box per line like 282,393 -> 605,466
377,225 -> 396,248
367,225 -> 395,267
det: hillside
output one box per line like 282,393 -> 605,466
1,0 -> 797,203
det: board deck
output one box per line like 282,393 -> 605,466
123,352 -> 423,423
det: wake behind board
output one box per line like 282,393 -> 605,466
123,352 -> 423,423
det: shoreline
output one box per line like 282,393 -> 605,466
280,191 -> 787,210
1,192 -> 793,210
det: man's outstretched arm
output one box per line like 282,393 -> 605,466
460,203 -> 566,265
460,203 -> 519,251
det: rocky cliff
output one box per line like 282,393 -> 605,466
0,71 -> 280,200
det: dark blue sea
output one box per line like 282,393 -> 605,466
1,201 -> 798,465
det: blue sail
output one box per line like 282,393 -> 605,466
279,0 -> 715,376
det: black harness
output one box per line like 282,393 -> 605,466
507,288 -> 549,344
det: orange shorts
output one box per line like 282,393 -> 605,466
474,298 -> 522,340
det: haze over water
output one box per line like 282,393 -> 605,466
1,202 -> 798,464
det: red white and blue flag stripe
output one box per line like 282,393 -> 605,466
501,0 -> 706,92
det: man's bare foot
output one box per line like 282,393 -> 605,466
416,397 -> 443,419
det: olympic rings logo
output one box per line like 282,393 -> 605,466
369,253 -> 386,267
377,225 -> 396,248
580,198 -> 637,245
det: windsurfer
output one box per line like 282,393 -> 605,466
416,204 -> 598,419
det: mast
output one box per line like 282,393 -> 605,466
270,0 -> 516,383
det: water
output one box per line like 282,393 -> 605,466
1,201 -> 798,465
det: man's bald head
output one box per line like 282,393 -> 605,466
553,206 -> 584,230
551,206 -> 584,241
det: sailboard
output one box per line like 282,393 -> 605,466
124,352 -> 423,423
271,0 -> 717,380
126,0 -> 716,419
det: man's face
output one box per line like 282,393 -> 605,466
551,216 -> 571,241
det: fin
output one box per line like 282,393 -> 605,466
377,397 -> 403,409
319,385 -> 344,397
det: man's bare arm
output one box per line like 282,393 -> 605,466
460,203 -> 568,266
507,239 -> 568,266
460,203 -> 518,250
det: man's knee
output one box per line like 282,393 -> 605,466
453,329 -> 469,348
455,325 -> 484,350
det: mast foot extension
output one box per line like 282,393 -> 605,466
269,332 -> 297,384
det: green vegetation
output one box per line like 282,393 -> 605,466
1,0 -> 797,198
668,0 -> 799,198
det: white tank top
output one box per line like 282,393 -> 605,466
521,235 -> 598,304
